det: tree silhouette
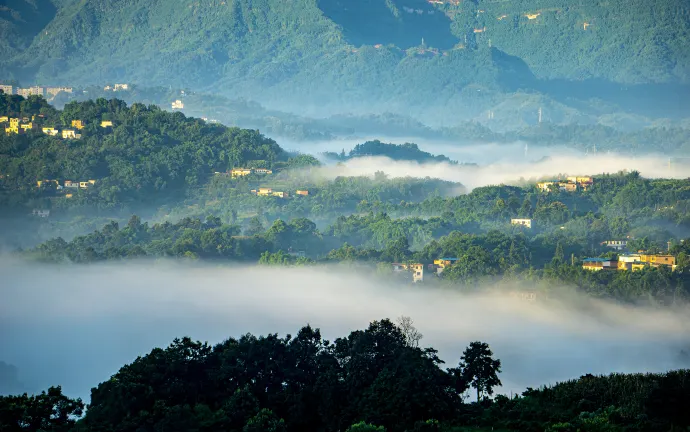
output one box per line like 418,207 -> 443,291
460,341 -> 502,401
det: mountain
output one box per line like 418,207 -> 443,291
1,0 -> 689,121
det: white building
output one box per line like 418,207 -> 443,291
511,218 -> 533,229
171,100 -> 184,110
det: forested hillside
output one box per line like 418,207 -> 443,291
0,95 -> 286,211
1,0 -> 688,120
2,319 -> 689,431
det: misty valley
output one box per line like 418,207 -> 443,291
2,0 -> 690,430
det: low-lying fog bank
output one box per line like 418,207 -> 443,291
286,139 -> 689,190
2,260 -> 689,401
308,154 -> 688,190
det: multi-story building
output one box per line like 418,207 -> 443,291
71,120 -> 85,130
617,254 -> 676,271
602,240 -> 628,251
171,100 -> 184,110
16,86 -> 44,97
5,118 -> 21,134
46,87 -> 73,98
114,84 -> 129,91
253,168 -> 273,175
0,84 -> 13,94
296,190 -> 309,196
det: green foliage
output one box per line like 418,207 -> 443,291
0,386 -> 84,432
324,140 -> 456,164
347,421 -> 387,432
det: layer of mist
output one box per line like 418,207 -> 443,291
294,142 -> 689,190
2,260 -> 689,401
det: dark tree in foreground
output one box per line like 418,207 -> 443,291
0,386 -> 84,432
460,341 -> 502,401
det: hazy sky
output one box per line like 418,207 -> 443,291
2,260 -> 689,401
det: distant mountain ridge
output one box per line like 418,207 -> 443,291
1,0 -> 689,120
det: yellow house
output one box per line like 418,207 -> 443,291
639,254 -> 676,267
296,190 -> 309,196
100,120 -> 113,128
0,116 -> 8,123
618,254 -> 676,271
525,12 -> 541,19
20,123 -> 36,131
79,180 -> 96,188
537,181 -> 557,192
433,258 -> 459,274
272,191 -> 288,198
42,127 -> 59,136
62,129 -> 81,139
256,187 -> 273,196
71,120 -> 85,130
65,193 -> 73,198
231,168 -> 252,178
37,180 -> 59,188
5,118 -> 21,134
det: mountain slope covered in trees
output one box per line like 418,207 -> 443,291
1,0 -> 689,120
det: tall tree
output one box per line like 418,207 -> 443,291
460,341 -> 502,401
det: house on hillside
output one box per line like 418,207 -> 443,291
231,168 -> 252,178
172,100 -> 184,110
100,120 -> 114,128
392,263 -> 425,283
71,120 -> 85,130
296,190 -> 309,196
42,127 -> 59,136
433,258 -> 459,274
602,240 -> 627,251
32,209 -> 50,218
62,129 -> 81,139
511,218 -> 532,229
582,258 -> 617,271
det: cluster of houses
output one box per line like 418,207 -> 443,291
103,84 -> 130,92
537,176 -> 594,193
249,188 -> 309,199
582,253 -> 677,272
2,116 -> 113,138
391,258 -> 463,283
36,179 -> 96,198
0,84 -> 74,100
213,168 -> 275,178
